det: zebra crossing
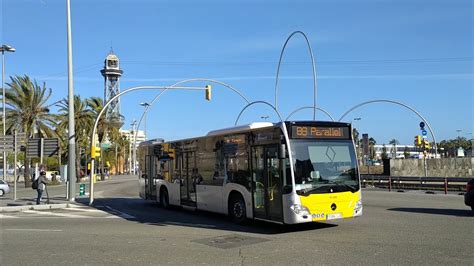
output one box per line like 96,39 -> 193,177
0,205 -> 135,220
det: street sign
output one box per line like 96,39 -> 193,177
43,138 -> 59,157
27,138 -> 41,158
422,130 -> 427,136
0,135 -> 15,152
419,122 -> 425,129
27,138 -> 60,158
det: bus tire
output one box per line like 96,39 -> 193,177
228,193 -> 246,224
160,188 -> 169,209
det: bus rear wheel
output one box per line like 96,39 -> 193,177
160,188 -> 169,209
229,194 -> 246,224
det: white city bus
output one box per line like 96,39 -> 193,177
138,121 -> 362,224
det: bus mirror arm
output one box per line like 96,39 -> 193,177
279,144 -> 286,159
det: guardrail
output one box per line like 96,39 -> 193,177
361,175 -> 471,194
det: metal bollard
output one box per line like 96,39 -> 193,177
444,178 -> 448,195
388,176 -> 392,192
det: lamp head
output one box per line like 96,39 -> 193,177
1,45 -> 16,52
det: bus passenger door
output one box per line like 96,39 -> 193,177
179,151 -> 197,206
251,145 -> 283,221
144,155 -> 154,199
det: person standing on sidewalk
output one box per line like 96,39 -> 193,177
36,171 -> 49,205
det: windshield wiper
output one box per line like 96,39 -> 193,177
326,180 -> 358,192
298,185 -> 328,195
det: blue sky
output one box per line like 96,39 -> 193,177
1,0 -> 473,145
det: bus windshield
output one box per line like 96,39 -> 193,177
290,140 -> 359,194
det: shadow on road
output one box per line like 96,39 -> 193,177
388,207 -> 473,217
76,197 -> 338,235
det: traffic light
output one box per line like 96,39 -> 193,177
168,148 -> 175,159
414,135 -> 422,146
205,85 -> 212,101
91,145 -> 100,158
96,145 -> 101,157
423,140 -> 431,150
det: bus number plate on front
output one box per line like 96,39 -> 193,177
326,213 -> 343,220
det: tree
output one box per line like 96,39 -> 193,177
87,97 -> 123,180
352,128 -> 360,145
369,137 -> 377,160
57,95 -> 93,182
4,75 -> 56,186
438,137 -> 473,157
108,127 -> 129,174
403,146 -> 410,159
352,128 -> 361,162
381,144 -> 388,160
389,139 -> 399,158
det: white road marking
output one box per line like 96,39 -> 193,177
5,229 -> 63,232
0,214 -> 19,219
2,206 -> 133,220
67,207 -> 106,213
23,210 -> 92,218
104,205 -> 136,219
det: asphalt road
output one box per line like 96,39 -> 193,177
1,175 -> 472,265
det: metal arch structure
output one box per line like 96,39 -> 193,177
338,99 -> 438,157
286,106 -> 335,121
88,85 -> 207,205
234,100 -> 284,126
133,78 -> 251,151
234,100 -> 296,192
274,31 -> 318,120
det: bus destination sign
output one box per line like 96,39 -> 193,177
291,126 -> 350,139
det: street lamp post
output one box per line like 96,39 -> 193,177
353,117 -> 362,165
66,0 -> 77,201
455,129 -> 462,157
1,44 -> 15,180
353,117 -> 361,140
131,119 -> 137,175
139,102 -> 150,141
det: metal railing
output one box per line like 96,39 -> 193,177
361,175 -> 470,194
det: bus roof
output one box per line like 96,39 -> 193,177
138,138 -> 164,147
206,122 -> 275,136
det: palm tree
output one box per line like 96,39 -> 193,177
57,95 -> 93,182
389,139 -> 400,158
381,144 -> 388,160
108,126 -> 128,174
87,97 -> 123,180
4,75 -> 56,186
369,137 -> 376,160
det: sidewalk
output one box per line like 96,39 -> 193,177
0,195 -> 83,213
1,175 -> 129,212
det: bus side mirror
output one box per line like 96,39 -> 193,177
279,144 -> 286,159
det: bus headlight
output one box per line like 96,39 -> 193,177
353,200 -> 363,216
290,204 -> 310,216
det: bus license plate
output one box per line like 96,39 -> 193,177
326,213 -> 342,220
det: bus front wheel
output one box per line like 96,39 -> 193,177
160,188 -> 169,209
229,194 -> 246,224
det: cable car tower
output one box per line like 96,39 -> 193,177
101,50 -> 123,120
